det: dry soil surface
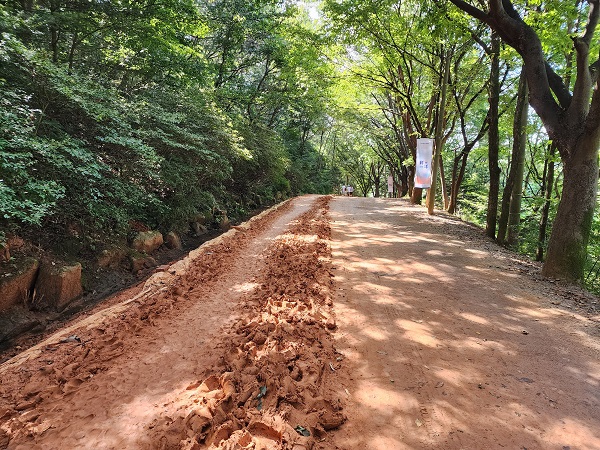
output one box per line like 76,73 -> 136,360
0,195 -> 599,450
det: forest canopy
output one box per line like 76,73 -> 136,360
2,0 -> 600,291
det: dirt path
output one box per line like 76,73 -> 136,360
329,196 -> 600,449
0,195 -> 599,450
0,195 -> 341,449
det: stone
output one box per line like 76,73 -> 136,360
0,242 -> 10,262
129,254 -> 157,273
219,215 -> 231,231
131,231 -> 163,254
0,428 -> 10,447
165,231 -> 182,249
190,222 -> 208,236
97,247 -> 127,269
34,262 -> 83,311
0,257 -> 39,312
192,213 -> 208,225
7,235 -> 25,250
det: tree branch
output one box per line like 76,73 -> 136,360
448,0 -> 490,23
546,62 -> 573,109
569,37 -> 593,119
582,0 -> 600,47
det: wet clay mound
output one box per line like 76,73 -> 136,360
0,199 -> 298,448
146,196 -> 346,449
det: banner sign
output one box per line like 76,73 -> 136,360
414,138 -> 434,188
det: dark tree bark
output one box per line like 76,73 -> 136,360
428,50 -> 451,214
498,68 -> 528,246
537,144 -> 556,261
447,147 -> 470,214
486,31 -> 501,239
400,165 -> 409,197
449,0 -> 600,282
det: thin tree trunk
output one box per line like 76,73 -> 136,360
447,151 -> 469,214
536,144 -> 555,261
439,156 -> 449,210
21,0 -> 34,11
50,19 -> 59,63
486,31 -> 501,239
498,69 -> 528,245
68,32 -> 78,74
400,166 -> 409,197
506,96 -> 529,246
428,49 -> 451,215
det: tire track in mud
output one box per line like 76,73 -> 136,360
0,196 -> 347,449
145,195 -> 347,449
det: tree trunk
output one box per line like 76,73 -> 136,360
486,31 -> 501,239
400,165 -> 409,197
439,156 -> 449,210
68,32 -> 78,74
536,144 -> 555,262
542,133 -> 599,281
411,187 -> 423,204
448,0 -> 600,282
427,50 -> 451,215
406,165 -> 415,198
21,0 -> 34,11
506,134 -> 526,246
498,69 -> 528,245
447,151 -> 469,214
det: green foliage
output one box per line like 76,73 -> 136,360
0,0 -> 340,252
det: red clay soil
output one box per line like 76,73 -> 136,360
0,195 -> 599,450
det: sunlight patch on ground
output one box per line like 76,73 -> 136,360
351,282 -> 386,295
433,367 -> 477,387
464,264 -> 495,273
464,248 -> 488,257
109,380 -> 194,447
407,261 -> 455,282
395,319 -> 440,347
459,312 -> 489,325
231,281 -> 260,293
365,435 -> 413,450
541,418 -> 600,448
373,294 -> 413,308
352,260 -> 400,274
564,363 -> 600,386
354,383 -> 419,413
360,326 -> 391,341
279,232 -> 319,243
460,336 -> 491,351
425,249 -> 454,257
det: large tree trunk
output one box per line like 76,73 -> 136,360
411,187 -> 422,204
542,133 -> 599,281
486,31 -> 501,239
448,0 -> 600,282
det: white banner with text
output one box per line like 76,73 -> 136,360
414,138 -> 434,188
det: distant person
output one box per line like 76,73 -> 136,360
387,175 -> 394,197
348,185 -> 354,196
341,185 -> 347,196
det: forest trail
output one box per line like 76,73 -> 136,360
1,195 -> 599,449
329,197 -> 600,449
